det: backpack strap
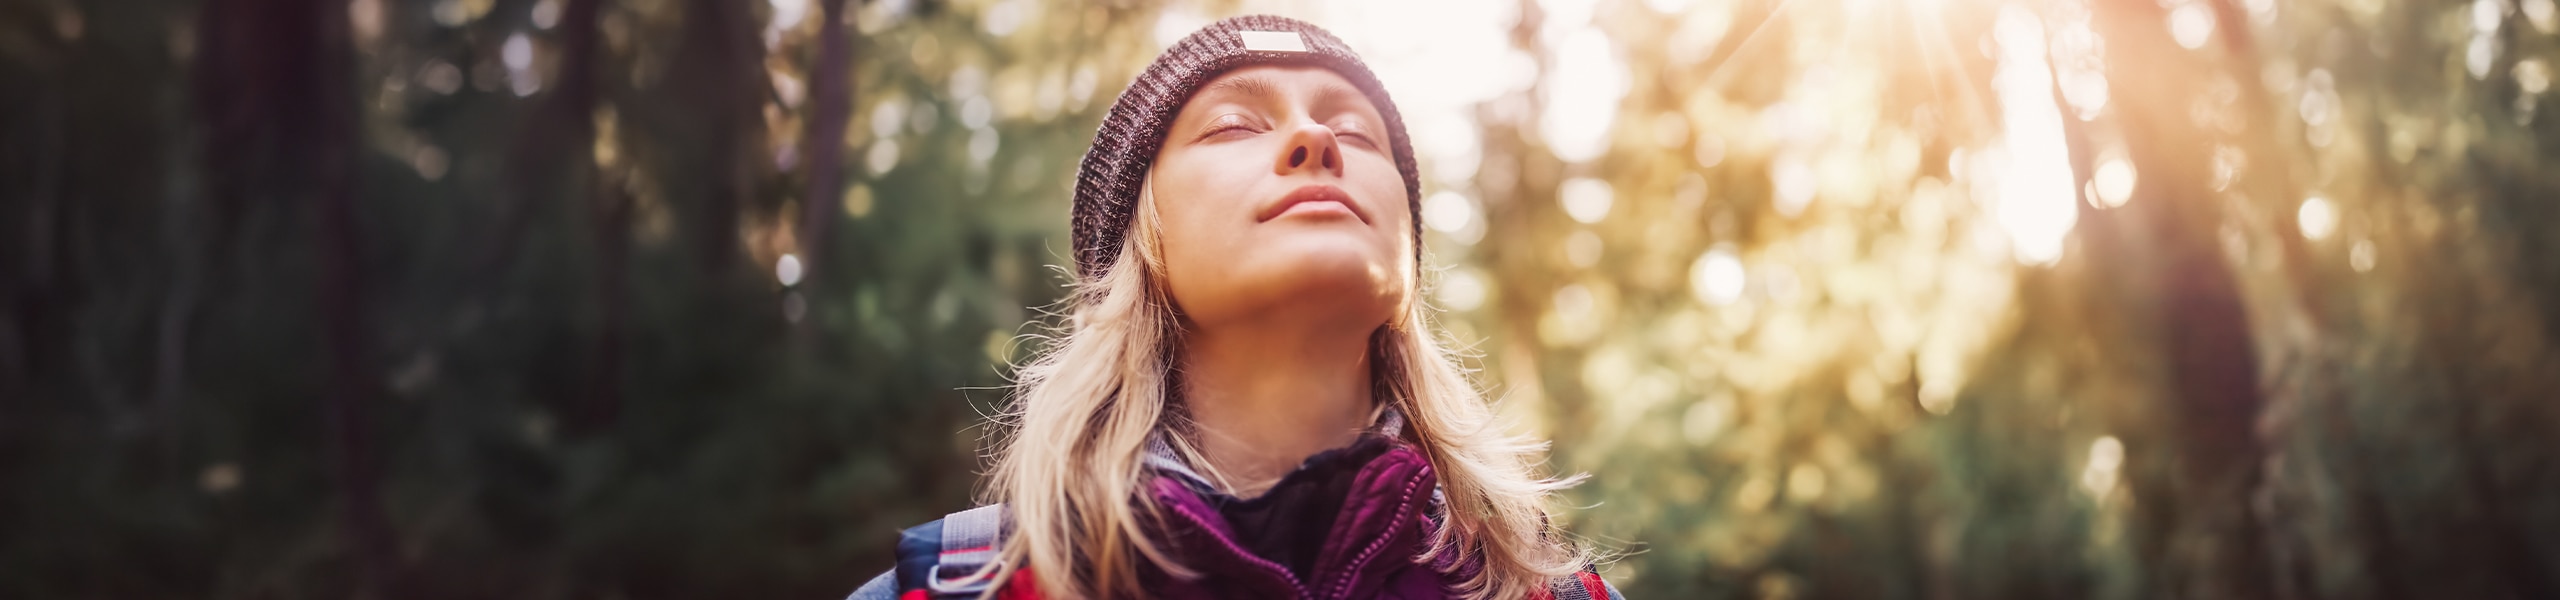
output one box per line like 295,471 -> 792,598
1544,569 -> 1622,600
1144,436 -> 1216,491
924,504 -> 1009,597
1547,572 -> 1597,600
846,569 -> 897,600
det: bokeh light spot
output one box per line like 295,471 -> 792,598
2093,158 -> 2137,208
1561,177 -> 1614,224
1691,246 -> 1747,306
2081,436 -> 2123,497
1424,191 -> 1477,234
776,253 -> 804,287
2298,195 -> 2338,241
2169,3 -> 2216,50
1438,268 -> 1488,312
1541,29 -> 1628,164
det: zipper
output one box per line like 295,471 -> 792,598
1145,442 -> 1438,600
1160,491 -> 1314,600
1321,462 -> 1432,599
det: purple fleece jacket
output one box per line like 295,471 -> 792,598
858,430 -> 1620,599
1135,436 -> 1465,599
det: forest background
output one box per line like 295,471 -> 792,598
5,0 -> 2559,597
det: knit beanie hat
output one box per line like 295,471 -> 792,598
1070,15 -> 1423,280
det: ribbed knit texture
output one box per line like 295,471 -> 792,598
1071,15 -> 1423,279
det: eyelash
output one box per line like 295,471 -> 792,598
1334,128 -> 1376,146
1200,118 -> 1258,140
1197,117 -> 1379,146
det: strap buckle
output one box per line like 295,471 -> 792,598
925,563 -> 993,596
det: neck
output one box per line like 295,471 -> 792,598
1178,322 -> 1380,498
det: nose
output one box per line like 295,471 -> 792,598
1271,123 -> 1343,178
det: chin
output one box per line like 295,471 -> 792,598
1200,239 -> 1406,328
1263,232 -> 1398,287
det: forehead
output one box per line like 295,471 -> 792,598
1185,65 -> 1376,112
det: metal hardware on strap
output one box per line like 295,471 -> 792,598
1548,573 -> 1595,600
926,504 -> 1007,596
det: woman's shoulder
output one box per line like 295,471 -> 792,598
878,505 -> 1009,596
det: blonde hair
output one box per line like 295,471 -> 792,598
981,181 -> 1585,599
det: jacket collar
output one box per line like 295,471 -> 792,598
1139,408 -> 1443,599
1143,407 -> 1407,494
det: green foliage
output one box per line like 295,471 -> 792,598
3,0 -> 2557,598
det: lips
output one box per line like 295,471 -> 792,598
1256,184 -> 1369,224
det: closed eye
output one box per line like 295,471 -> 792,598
1192,114 -> 1262,143
1332,123 -> 1382,150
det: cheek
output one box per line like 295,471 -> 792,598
1146,158 -> 1245,287
1356,161 -> 1414,247
1345,158 -> 1417,297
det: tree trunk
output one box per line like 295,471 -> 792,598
582,167 -> 631,433
676,0 -> 759,276
192,0 -> 399,593
2079,1 -> 2275,598
549,0 -> 625,435
796,0 -> 854,289
473,0 -> 611,292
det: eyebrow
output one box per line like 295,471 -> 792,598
1195,73 -> 1373,119
1198,73 -> 1282,104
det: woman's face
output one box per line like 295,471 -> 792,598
1149,65 -> 1413,334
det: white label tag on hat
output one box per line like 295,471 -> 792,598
1238,30 -> 1309,53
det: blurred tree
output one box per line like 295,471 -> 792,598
0,0 -> 1165,596
2,0 -> 2557,598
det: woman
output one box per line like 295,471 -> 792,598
855,15 -> 1619,600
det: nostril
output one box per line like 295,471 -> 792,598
1290,147 -> 1308,168
1322,148 -> 1337,170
